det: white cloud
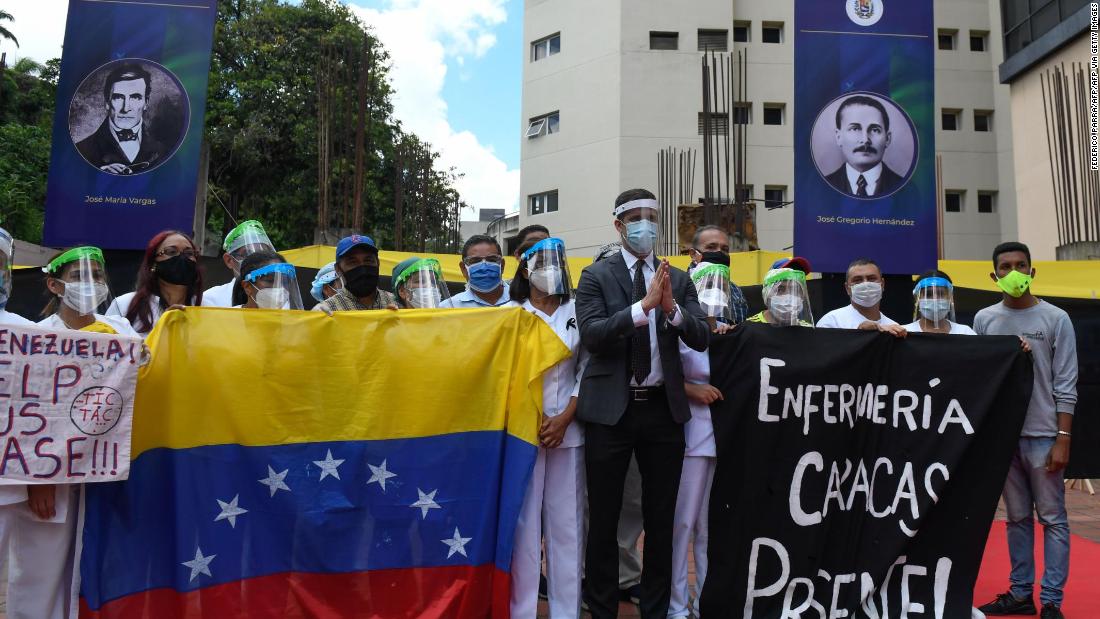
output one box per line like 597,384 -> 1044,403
0,0 -> 520,218
350,0 -> 519,218
0,1 -> 67,66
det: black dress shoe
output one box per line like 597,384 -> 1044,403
1039,603 -> 1064,619
978,591 -> 1037,616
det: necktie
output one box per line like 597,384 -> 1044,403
116,129 -> 138,142
856,174 -> 868,197
631,260 -> 651,385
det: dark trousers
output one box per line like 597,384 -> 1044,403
584,393 -> 686,619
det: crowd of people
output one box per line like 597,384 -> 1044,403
0,186 -> 1079,619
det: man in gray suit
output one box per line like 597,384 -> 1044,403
576,188 -> 710,619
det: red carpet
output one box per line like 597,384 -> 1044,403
975,522 -> 1100,616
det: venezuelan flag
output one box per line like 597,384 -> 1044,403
79,307 -> 568,618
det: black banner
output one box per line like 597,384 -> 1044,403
701,325 -> 1033,618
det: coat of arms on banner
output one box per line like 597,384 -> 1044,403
847,0 -> 884,26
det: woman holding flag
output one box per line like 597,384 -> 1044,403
507,237 -> 588,619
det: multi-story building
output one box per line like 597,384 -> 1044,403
996,0 -> 1097,260
517,0 -> 1020,263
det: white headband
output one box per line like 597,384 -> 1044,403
613,198 -> 660,217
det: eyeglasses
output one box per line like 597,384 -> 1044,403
463,255 -> 503,266
157,247 -> 197,259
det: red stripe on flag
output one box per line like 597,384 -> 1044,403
80,564 -> 512,619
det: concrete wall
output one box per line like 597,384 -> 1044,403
1006,34 -> 1093,261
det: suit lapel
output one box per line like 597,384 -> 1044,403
608,252 -> 634,301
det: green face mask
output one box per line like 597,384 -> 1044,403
996,269 -> 1032,298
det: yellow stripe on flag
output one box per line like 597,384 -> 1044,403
133,307 -> 569,458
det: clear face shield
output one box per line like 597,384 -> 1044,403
243,263 -> 304,310
523,237 -> 573,297
45,246 -> 113,316
691,263 -> 733,327
913,277 -> 955,330
0,228 -> 12,309
224,220 -> 275,276
395,259 -> 450,309
762,268 -> 813,327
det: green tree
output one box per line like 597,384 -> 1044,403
0,123 -> 51,241
0,10 -> 18,48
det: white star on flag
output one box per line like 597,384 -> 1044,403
367,459 -> 397,492
312,450 -> 345,481
441,527 -> 472,559
182,547 -> 216,582
410,488 -> 442,519
258,465 -> 291,497
214,494 -> 248,528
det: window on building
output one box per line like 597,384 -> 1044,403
763,103 -> 785,126
764,186 -> 787,209
697,112 -> 729,135
973,110 -> 993,132
698,29 -> 728,52
969,30 -> 988,51
732,102 -> 752,125
1002,0 -> 1089,60
937,29 -> 957,50
529,190 -> 559,215
941,109 -> 961,131
733,21 -> 750,42
734,184 -> 754,205
530,34 -> 561,62
761,22 -> 784,44
526,111 -> 560,138
945,190 -> 964,213
649,31 -> 679,50
978,192 -> 996,213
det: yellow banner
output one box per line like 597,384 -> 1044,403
133,307 -> 569,458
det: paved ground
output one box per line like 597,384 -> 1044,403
1,481 -> 1096,618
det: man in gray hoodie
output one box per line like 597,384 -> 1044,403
974,241 -> 1077,619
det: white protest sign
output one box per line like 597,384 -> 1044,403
0,324 -> 141,484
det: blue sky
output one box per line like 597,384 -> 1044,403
438,0 -> 522,170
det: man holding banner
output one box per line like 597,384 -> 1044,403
975,242 -> 1077,619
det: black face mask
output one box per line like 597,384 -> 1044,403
697,250 -> 731,267
342,264 -> 379,298
155,255 -> 198,286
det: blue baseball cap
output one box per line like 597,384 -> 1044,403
336,234 -> 377,259
770,256 -> 812,274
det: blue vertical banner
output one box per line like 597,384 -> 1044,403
794,0 -> 935,275
42,0 -> 218,249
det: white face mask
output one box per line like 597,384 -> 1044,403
850,281 -> 883,308
409,287 -> 442,309
769,294 -> 804,325
254,287 -> 290,309
698,287 -> 728,309
529,265 -> 564,294
918,298 -> 951,322
61,281 -> 108,315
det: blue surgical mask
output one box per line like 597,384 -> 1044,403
467,261 -> 502,293
624,219 -> 658,255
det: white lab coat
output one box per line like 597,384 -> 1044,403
670,341 -> 718,618
8,314 -> 138,618
201,279 -> 237,307
510,299 -> 588,619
